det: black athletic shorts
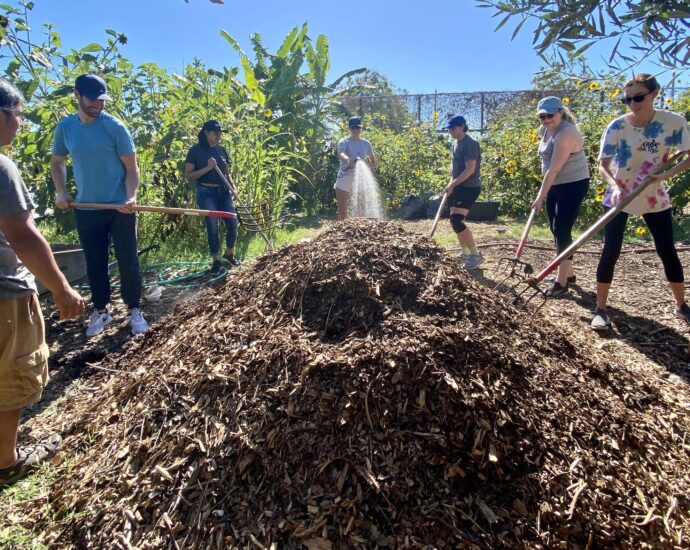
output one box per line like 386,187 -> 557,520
451,186 -> 481,209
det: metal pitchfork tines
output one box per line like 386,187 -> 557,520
495,207 -> 538,297
214,165 -> 274,251
510,151 -> 688,311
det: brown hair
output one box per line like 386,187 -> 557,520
624,73 -> 660,92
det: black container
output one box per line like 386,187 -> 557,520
466,200 -> 500,221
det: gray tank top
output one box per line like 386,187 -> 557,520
538,121 -> 590,185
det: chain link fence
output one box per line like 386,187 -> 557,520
341,87 -> 689,133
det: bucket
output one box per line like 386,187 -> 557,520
35,244 -> 87,295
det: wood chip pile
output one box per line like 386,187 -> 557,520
48,220 -> 689,549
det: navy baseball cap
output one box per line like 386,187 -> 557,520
537,96 -> 564,114
348,117 -> 362,128
443,115 -> 466,130
202,120 -> 223,132
74,74 -> 111,100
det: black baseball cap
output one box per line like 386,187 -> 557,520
348,117 -> 362,128
74,74 -> 111,100
202,120 -> 223,132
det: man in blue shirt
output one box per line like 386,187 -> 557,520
51,74 -> 148,337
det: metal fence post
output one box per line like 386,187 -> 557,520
417,95 -> 421,122
480,92 -> 485,133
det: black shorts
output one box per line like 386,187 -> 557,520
451,186 -> 481,209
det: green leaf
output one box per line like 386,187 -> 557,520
220,29 -> 247,58
277,26 -> 299,58
80,42 -> 102,53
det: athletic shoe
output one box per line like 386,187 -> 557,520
458,252 -> 469,262
590,308 -> 611,331
222,255 -> 240,268
85,310 -> 112,337
675,303 -> 690,323
567,275 -> 577,284
0,434 -> 62,488
464,254 -> 485,270
210,259 -> 223,274
128,308 -> 148,335
545,282 -> 568,297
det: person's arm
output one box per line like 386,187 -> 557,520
119,153 -> 140,213
651,151 -> 690,182
598,158 -> 618,188
185,158 -> 217,181
532,129 -> 580,211
50,155 -> 73,210
444,160 -> 477,196
0,211 -> 83,319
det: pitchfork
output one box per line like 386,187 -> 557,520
494,207 -> 538,291
510,152 -> 688,310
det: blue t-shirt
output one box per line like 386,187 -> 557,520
52,112 -> 136,204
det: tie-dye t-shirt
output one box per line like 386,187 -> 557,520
598,110 -> 690,215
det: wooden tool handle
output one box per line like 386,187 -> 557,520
429,193 -> 449,238
69,202 -> 237,219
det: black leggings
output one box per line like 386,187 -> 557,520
596,208 -> 684,284
546,178 -> 589,258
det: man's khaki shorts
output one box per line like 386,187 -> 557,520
334,171 -> 355,193
0,294 -> 49,412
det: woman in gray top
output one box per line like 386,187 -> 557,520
531,96 -> 590,297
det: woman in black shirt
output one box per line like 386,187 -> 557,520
184,120 -> 239,273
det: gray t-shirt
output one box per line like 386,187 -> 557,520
337,137 -> 374,175
452,135 -> 481,188
0,154 -> 37,300
538,121 -> 590,185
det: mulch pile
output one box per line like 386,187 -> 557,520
46,220 -> 689,549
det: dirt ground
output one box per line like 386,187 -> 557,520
21,216 -> 690,438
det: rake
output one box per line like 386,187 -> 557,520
509,152 -> 688,310
494,207 -> 538,291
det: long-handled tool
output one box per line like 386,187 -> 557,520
511,152 -> 688,310
429,193 -> 449,238
69,202 -> 237,220
495,207 -> 538,289
213,165 -> 274,251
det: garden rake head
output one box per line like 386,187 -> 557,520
507,276 -> 548,312
493,207 -> 538,297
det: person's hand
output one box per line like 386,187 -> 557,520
55,192 -> 73,210
650,170 -> 671,182
444,180 -> 455,197
53,286 -> 85,320
531,194 -> 545,212
207,157 -> 218,171
117,196 -> 137,214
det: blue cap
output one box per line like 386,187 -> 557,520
75,74 -> 111,101
443,115 -> 466,130
537,96 -> 563,114
348,117 -> 362,128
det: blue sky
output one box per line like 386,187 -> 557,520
24,0 -> 678,94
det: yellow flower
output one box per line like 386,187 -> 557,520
264,109 -> 273,118
562,97 -> 570,105
635,226 -> 647,236
608,88 -> 620,99
666,98 -> 674,105
576,81 -> 583,88
588,82 -> 600,91
595,193 -> 604,203
433,111 -> 439,122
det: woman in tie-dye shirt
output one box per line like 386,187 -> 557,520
590,74 -> 690,331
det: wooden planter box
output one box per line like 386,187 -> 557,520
467,200 -> 500,221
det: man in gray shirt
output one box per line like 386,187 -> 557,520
443,115 -> 484,269
0,79 -> 84,487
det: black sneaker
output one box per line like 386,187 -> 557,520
210,259 -> 223,274
545,282 -> 568,297
567,275 -> 577,284
675,303 -> 690,323
591,308 -> 611,331
222,255 -> 240,268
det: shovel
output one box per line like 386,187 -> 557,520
511,151 -> 688,310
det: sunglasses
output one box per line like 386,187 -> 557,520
621,91 -> 653,105
538,113 -> 556,121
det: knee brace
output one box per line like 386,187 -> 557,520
450,213 -> 466,234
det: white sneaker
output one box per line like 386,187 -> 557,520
85,310 -> 113,337
128,308 -> 148,335
464,253 -> 485,270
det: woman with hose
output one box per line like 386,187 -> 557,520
591,74 -> 690,330
184,120 -> 239,273
531,96 -> 590,297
